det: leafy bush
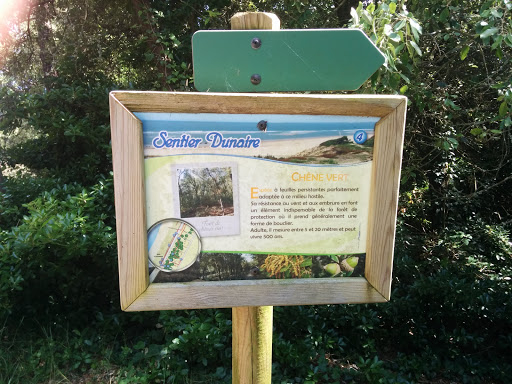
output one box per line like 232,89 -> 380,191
0,79 -> 114,186
0,174 -> 75,228
116,309 -> 232,383
0,175 -> 117,321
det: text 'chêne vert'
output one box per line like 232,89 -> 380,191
291,172 -> 348,182
152,131 -> 261,149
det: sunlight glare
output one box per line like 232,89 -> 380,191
0,0 -> 29,43
0,0 -> 19,18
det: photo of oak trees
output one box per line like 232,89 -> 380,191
177,167 -> 235,218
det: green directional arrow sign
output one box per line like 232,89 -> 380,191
192,29 -> 385,92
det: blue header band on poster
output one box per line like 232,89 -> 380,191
135,112 -> 379,147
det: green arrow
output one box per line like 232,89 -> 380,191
192,29 -> 385,92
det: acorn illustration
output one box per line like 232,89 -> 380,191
324,263 -> 341,276
340,256 -> 359,273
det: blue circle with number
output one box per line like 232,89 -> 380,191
353,130 -> 368,144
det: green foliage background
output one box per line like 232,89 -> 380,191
0,0 -> 511,383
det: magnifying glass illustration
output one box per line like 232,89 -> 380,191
147,218 -> 202,280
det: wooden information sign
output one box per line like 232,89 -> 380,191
109,92 -> 406,312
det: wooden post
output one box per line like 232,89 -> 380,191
232,306 -> 273,383
230,12 -> 280,30
230,12 -> 279,384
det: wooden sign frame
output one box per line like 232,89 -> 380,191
109,91 -> 406,311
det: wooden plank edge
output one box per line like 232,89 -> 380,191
124,278 -> 387,311
109,91 -> 405,117
110,90 -> 405,105
364,98 -> 407,301
109,94 -> 150,310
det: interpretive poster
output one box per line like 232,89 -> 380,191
136,113 -> 378,284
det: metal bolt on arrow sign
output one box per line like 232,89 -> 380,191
192,29 -> 385,92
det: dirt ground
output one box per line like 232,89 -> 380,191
183,204 -> 234,218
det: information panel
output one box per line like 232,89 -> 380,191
137,113 -> 379,284
109,92 -> 406,311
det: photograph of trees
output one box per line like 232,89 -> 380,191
152,253 -> 366,282
177,166 -> 235,218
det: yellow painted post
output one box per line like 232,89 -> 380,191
230,12 -> 279,384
